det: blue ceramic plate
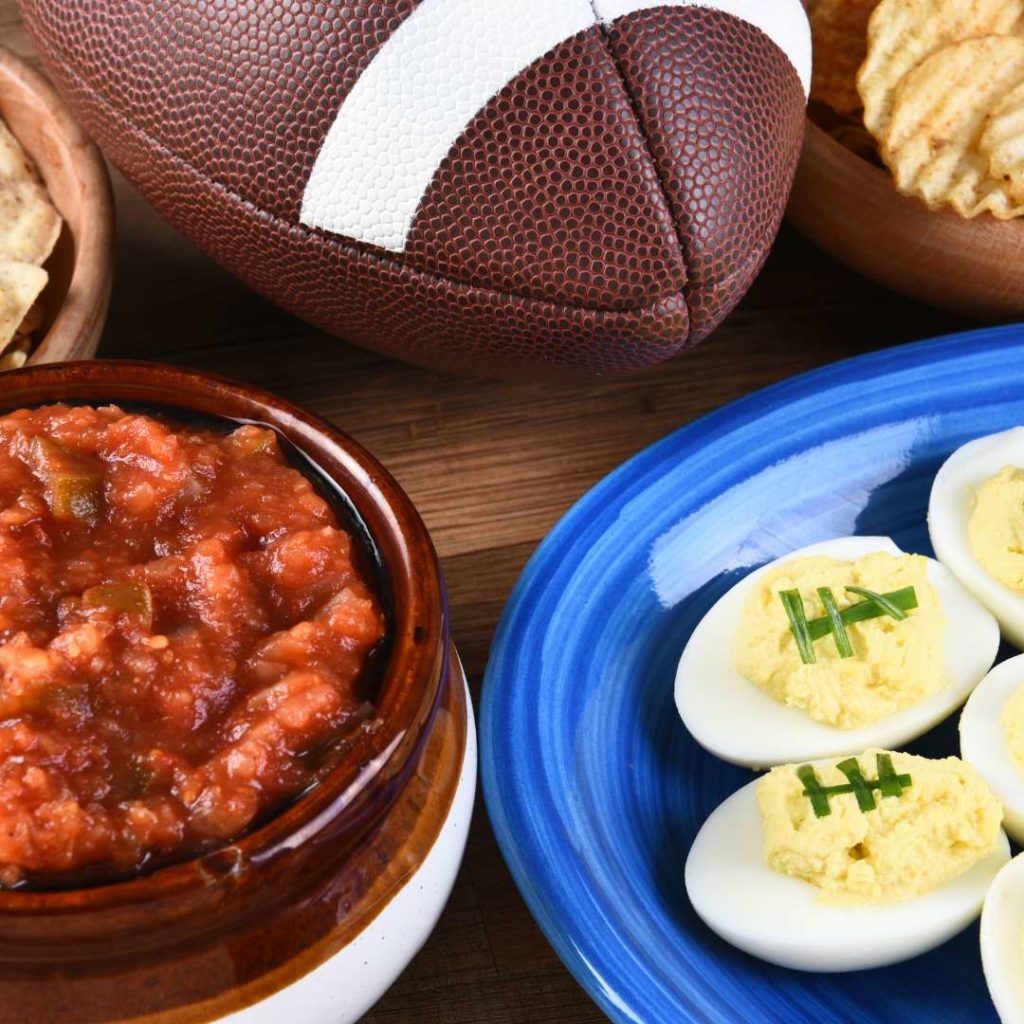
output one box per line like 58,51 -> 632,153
480,325 -> 1024,1024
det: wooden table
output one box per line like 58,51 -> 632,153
1,9 -> 983,1021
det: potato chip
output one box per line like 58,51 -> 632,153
859,0 -> 1024,140
808,0 -> 880,117
980,79 -> 1024,204
0,261 -> 47,350
882,35 -> 1024,218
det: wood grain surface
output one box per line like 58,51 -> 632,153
0,7 -> 984,1022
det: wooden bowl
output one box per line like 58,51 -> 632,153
787,119 -> 1024,319
0,45 -> 113,364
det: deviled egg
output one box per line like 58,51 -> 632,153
686,749 -> 1010,972
676,536 -> 999,767
929,426 -> 1024,648
981,854 -> 1024,1024
961,653 -> 1024,845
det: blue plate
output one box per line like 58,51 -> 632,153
480,325 -> 1024,1024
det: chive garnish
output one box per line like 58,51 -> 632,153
780,585 -> 918,659
844,585 -> 908,622
836,758 -> 876,812
817,587 -> 853,658
806,586 -> 917,640
875,753 -> 906,799
796,764 -> 831,817
780,589 -> 816,665
797,754 -> 914,818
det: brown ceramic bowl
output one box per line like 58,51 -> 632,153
787,118 -> 1024,319
0,360 -> 473,1024
0,45 -> 113,364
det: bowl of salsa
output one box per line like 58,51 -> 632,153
0,360 -> 473,1024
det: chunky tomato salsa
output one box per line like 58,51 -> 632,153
0,404 -> 385,886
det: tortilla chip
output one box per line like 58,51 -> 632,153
0,348 -> 27,371
0,261 -> 47,350
16,298 -> 42,336
0,177 -> 61,266
0,121 -> 41,183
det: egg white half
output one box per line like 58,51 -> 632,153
929,427 -> 1024,649
686,776 -> 1011,973
675,537 -> 999,768
981,854 -> 1024,1024
961,653 -> 1024,845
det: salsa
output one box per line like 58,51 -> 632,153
0,404 -> 385,887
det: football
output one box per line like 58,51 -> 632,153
20,0 -> 810,380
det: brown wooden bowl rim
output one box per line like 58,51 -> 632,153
0,359 -> 448,914
802,115 -> 1024,239
0,44 -> 114,365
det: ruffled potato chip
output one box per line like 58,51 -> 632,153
807,0 -> 880,117
882,35 -> 1024,218
859,0 -> 1024,140
980,79 -> 1024,204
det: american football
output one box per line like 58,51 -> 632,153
20,0 -> 810,379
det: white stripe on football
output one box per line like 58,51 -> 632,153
300,0 -> 810,252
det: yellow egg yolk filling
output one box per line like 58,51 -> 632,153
735,552 -> 945,729
1002,682 -> 1024,778
969,465 -> 1024,590
758,750 -> 1002,905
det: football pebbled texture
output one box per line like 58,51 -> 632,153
19,0 -> 810,380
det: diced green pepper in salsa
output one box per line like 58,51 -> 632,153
82,582 -> 154,629
29,435 -> 103,521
